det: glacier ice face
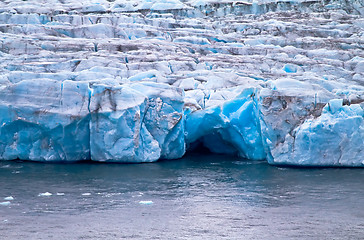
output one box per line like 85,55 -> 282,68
88,83 -> 160,162
90,81 -> 186,162
290,101 -> 364,166
129,82 -> 185,160
265,98 -> 364,166
0,0 -> 363,166
257,79 -> 364,167
0,80 -> 185,162
0,80 -> 91,161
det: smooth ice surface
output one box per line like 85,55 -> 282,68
0,0 -> 363,166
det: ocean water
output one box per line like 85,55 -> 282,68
0,153 -> 363,239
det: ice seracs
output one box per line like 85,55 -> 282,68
0,0 -> 363,166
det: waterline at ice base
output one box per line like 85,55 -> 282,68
0,0 -> 363,166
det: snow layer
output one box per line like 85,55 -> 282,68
0,0 -> 363,166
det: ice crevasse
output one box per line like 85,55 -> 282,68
0,0 -> 363,166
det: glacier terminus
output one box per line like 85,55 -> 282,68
0,0 -> 363,166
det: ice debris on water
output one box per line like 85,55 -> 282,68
38,192 -> 52,197
0,0 -> 363,167
0,201 -> 11,206
139,201 -> 154,205
82,193 -> 91,196
3,196 -> 14,201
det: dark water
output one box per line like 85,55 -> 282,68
0,154 -> 363,240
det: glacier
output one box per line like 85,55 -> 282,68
0,0 -> 363,166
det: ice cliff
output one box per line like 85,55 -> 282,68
0,0 -> 363,166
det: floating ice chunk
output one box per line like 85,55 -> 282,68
4,196 -> 14,201
38,192 -> 52,197
56,193 -> 65,196
139,200 -> 153,205
0,201 -> 11,206
82,193 -> 91,196
132,192 -> 144,197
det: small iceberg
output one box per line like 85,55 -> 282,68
0,201 -> 11,206
139,200 -> 153,205
4,196 -> 14,201
38,192 -> 52,197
